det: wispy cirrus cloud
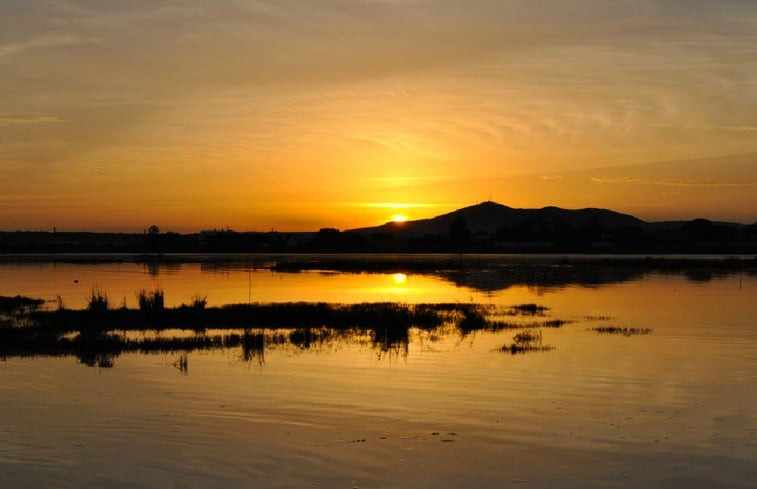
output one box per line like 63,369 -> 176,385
2,0 -> 757,229
351,202 -> 444,209
590,177 -> 757,188
0,114 -> 62,126
0,34 -> 99,59
711,126 -> 757,133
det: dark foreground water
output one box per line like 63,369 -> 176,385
1,256 -> 756,488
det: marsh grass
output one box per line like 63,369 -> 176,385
12,299 -> 471,337
591,326 -> 653,336
542,319 -> 571,328
15,298 -> 562,338
500,328 -> 555,354
512,330 -> 542,344
450,303 -> 546,334
1,291 -> 568,365
373,323 -> 410,356
475,316 -> 571,333
173,353 -> 188,374
137,288 -> 165,312
288,327 -> 338,349
0,295 -> 45,315
456,308 -> 489,334
508,303 -> 549,316
189,294 -> 207,310
500,343 -> 555,354
86,289 -> 109,313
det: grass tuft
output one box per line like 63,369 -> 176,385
137,289 -> 165,312
86,289 -> 109,313
190,294 -> 207,310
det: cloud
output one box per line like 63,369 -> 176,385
0,34 -> 99,59
712,126 -> 757,133
2,1 -> 757,229
590,177 -> 757,188
0,114 -> 62,126
351,202 -> 443,209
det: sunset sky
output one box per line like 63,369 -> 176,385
2,0 -> 756,232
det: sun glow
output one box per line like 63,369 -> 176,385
392,214 -> 408,223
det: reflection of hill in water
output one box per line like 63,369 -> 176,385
435,265 -> 754,291
438,264 -> 756,291
435,266 -> 647,292
271,257 -> 756,292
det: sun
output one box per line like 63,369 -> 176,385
392,214 -> 408,223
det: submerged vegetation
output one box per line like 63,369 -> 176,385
591,326 -> 654,336
499,329 -> 555,354
508,303 -> 549,315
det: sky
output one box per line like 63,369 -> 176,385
1,0 -> 756,232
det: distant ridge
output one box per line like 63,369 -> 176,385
351,201 -> 647,239
1,201 -> 755,253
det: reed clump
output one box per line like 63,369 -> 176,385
86,289 -> 109,313
190,294 -> 207,310
137,288 -> 165,312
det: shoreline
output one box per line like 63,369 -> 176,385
0,252 -> 755,270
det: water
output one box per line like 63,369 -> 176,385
1,256 -> 756,488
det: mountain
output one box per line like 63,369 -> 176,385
351,201 -> 647,240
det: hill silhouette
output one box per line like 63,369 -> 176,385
347,201 -> 755,252
352,201 -> 645,239
1,201 -> 755,254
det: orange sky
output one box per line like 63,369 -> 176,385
1,1 -> 756,231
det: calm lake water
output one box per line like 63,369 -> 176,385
1,255 -> 756,488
